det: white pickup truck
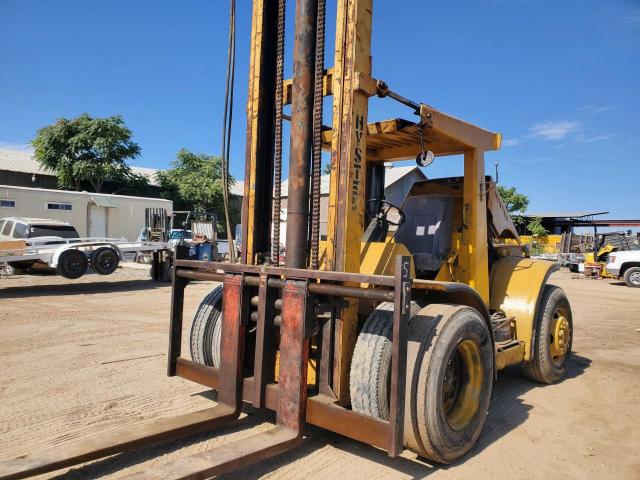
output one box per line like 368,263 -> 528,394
0,217 -> 169,279
605,250 -> 640,288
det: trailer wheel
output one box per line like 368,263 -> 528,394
349,301 -> 422,420
57,250 -> 88,279
190,286 -> 223,367
623,267 -> 640,288
2,264 -> 16,276
91,247 -> 119,275
524,285 -> 573,383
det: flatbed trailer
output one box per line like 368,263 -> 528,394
0,237 -> 170,279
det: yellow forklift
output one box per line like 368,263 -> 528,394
0,1 -> 573,478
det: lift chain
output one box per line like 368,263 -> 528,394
310,0 -> 326,270
271,0 -> 286,266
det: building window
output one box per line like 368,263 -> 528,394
0,199 -> 16,208
47,202 -> 73,211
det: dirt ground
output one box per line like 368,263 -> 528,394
0,266 -> 639,479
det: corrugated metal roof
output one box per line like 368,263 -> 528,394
229,181 -> 245,196
0,148 -> 161,186
0,147 -> 423,197
232,165 -> 425,198
0,148 -> 51,175
129,166 -> 160,186
279,165 -> 423,197
522,211 -> 609,219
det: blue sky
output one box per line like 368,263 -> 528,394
1,0 -> 639,220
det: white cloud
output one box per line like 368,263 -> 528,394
0,141 -> 33,153
612,6 -> 640,23
620,14 -> 640,23
502,138 -> 521,147
529,121 -> 580,141
579,104 -> 612,115
577,133 -> 617,143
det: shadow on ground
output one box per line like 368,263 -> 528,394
0,279 -> 166,298
47,354 -> 591,480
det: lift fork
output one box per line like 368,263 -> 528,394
0,274 -> 310,480
121,278 -> 311,479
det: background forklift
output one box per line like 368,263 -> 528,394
142,209 -> 219,281
0,0 -> 573,478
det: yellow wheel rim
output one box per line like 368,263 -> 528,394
549,308 -> 570,364
443,339 -> 483,431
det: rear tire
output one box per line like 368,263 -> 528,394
189,286 -> 223,367
57,250 -> 88,279
623,267 -> 640,288
404,304 -> 493,463
91,247 -> 119,275
523,285 -> 573,384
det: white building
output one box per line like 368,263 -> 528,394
0,184 -> 172,241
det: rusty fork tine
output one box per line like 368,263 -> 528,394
0,406 -> 239,480
121,279 -> 311,480
121,427 -> 301,480
0,275 -> 247,480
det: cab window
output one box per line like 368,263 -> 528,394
2,220 -> 14,236
28,225 -> 79,239
13,222 -> 28,239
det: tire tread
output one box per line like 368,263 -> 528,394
523,285 -> 572,384
189,287 -> 223,366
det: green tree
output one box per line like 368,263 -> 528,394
497,185 -> 529,226
497,185 -> 549,238
111,171 -> 152,195
526,216 -> 548,238
157,149 -> 238,234
32,114 -> 141,192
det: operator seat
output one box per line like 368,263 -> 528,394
394,194 -> 454,278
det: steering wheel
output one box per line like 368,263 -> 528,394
366,199 -> 406,227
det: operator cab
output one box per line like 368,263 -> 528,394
363,177 -> 458,280
393,193 -> 454,278
364,175 -> 519,280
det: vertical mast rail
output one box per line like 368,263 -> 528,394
285,0 -> 318,269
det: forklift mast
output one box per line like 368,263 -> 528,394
241,0 -> 497,402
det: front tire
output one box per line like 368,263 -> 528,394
404,304 -> 494,463
623,267 -> 640,288
523,285 -> 573,384
350,302 -> 493,464
349,301 -> 422,420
